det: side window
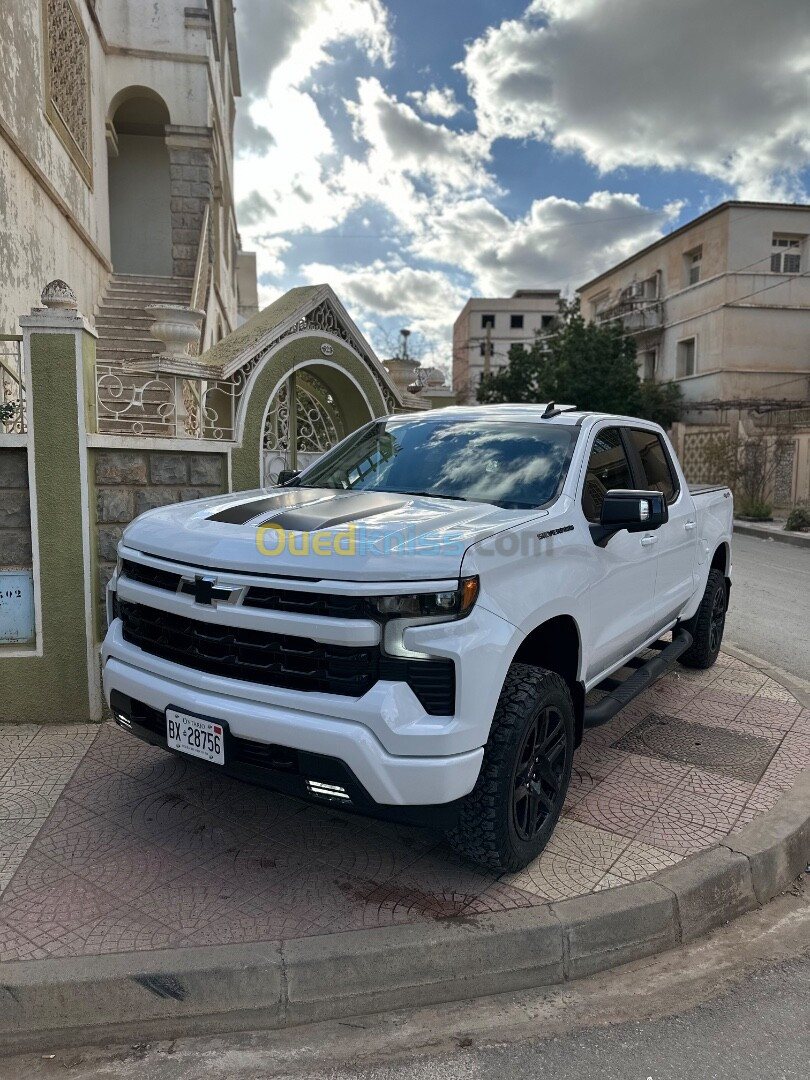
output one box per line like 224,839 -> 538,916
581,428 -> 634,523
628,429 -> 678,503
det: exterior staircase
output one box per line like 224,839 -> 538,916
95,273 -> 193,364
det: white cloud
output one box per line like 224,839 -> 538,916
346,78 -> 492,193
236,0 -> 392,98
234,2 -> 395,252
460,0 -> 810,199
407,85 -> 463,120
300,260 -> 469,342
296,189 -> 679,365
411,191 -> 683,297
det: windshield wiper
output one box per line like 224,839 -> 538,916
395,490 -> 470,502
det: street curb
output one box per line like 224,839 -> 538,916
721,642 -> 810,709
733,520 -> 810,549
1,655 -> 808,1052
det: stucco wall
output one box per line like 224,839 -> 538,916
0,331 -> 94,723
92,448 -> 228,635
0,448 -> 32,570
0,138 -> 108,333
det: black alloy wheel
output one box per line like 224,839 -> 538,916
511,704 -> 567,842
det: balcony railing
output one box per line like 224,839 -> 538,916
595,299 -> 663,333
0,335 -> 25,435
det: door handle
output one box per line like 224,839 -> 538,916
640,535 -> 658,546
684,520 -> 697,530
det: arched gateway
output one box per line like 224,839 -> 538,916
187,284 -> 407,490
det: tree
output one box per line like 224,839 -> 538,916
477,299 -> 682,425
638,380 -> 684,428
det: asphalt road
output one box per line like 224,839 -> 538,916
724,532 -> 810,681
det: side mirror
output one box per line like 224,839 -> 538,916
592,488 -> 668,545
277,469 -> 300,486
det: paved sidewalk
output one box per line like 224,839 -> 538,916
0,652 -> 808,963
733,517 -> 810,548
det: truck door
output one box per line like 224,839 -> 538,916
626,427 -> 697,625
580,425 -> 659,682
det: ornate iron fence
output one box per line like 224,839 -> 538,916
0,336 -> 25,435
95,363 -> 238,439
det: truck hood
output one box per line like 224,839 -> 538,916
122,487 -> 547,582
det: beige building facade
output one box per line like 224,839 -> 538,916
578,201 -> 810,506
577,202 -> 810,413
453,289 -> 561,402
0,0 -> 257,347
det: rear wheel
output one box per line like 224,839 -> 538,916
679,568 -> 727,669
446,664 -> 574,872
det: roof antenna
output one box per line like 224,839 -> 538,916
541,401 -> 560,419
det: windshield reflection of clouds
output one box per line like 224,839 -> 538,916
303,419 -> 573,509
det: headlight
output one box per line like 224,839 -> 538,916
372,576 -> 479,620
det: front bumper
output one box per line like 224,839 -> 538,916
102,653 -> 484,808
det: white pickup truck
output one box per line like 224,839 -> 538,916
103,405 -> 733,871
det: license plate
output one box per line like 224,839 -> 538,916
166,709 -> 225,765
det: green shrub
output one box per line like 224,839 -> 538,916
785,504 -> 810,532
736,501 -> 773,521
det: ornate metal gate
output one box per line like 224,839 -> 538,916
262,369 -> 346,484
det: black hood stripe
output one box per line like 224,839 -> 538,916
209,489 -> 409,531
208,489 -> 334,525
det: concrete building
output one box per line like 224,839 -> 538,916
577,202 -> 810,414
0,0 -> 257,354
577,201 -> 810,506
452,289 -> 561,402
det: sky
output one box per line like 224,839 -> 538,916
232,0 -> 810,371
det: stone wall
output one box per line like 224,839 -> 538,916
93,448 -> 228,634
167,132 -> 213,280
0,448 -> 32,570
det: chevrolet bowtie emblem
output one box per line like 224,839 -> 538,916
180,575 -> 239,606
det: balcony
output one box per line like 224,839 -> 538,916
595,300 -> 663,334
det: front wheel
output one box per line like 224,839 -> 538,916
446,664 -> 574,873
679,568 -> 727,669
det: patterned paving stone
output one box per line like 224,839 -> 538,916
0,652 -> 806,960
605,838 -> 683,880
504,850 -> 607,901
263,806 -> 438,883
544,819 -> 632,871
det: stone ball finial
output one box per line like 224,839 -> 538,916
41,280 -> 78,310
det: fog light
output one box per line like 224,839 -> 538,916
306,780 -> 351,802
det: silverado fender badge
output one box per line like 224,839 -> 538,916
536,524 -> 575,541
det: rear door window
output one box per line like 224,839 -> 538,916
627,428 -> 678,503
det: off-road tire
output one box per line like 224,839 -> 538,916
446,664 -> 575,873
678,568 -> 727,669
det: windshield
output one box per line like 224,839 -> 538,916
295,417 -> 576,509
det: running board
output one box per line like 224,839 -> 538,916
583,629 -> 694,729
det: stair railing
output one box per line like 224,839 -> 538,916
188,204 -> 211,357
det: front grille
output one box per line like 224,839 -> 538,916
243,586 -> 372,619
122,559 -> 183,592
119,600 -> 376,697
117,597 -> 456,715
122,558 -> 373,619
